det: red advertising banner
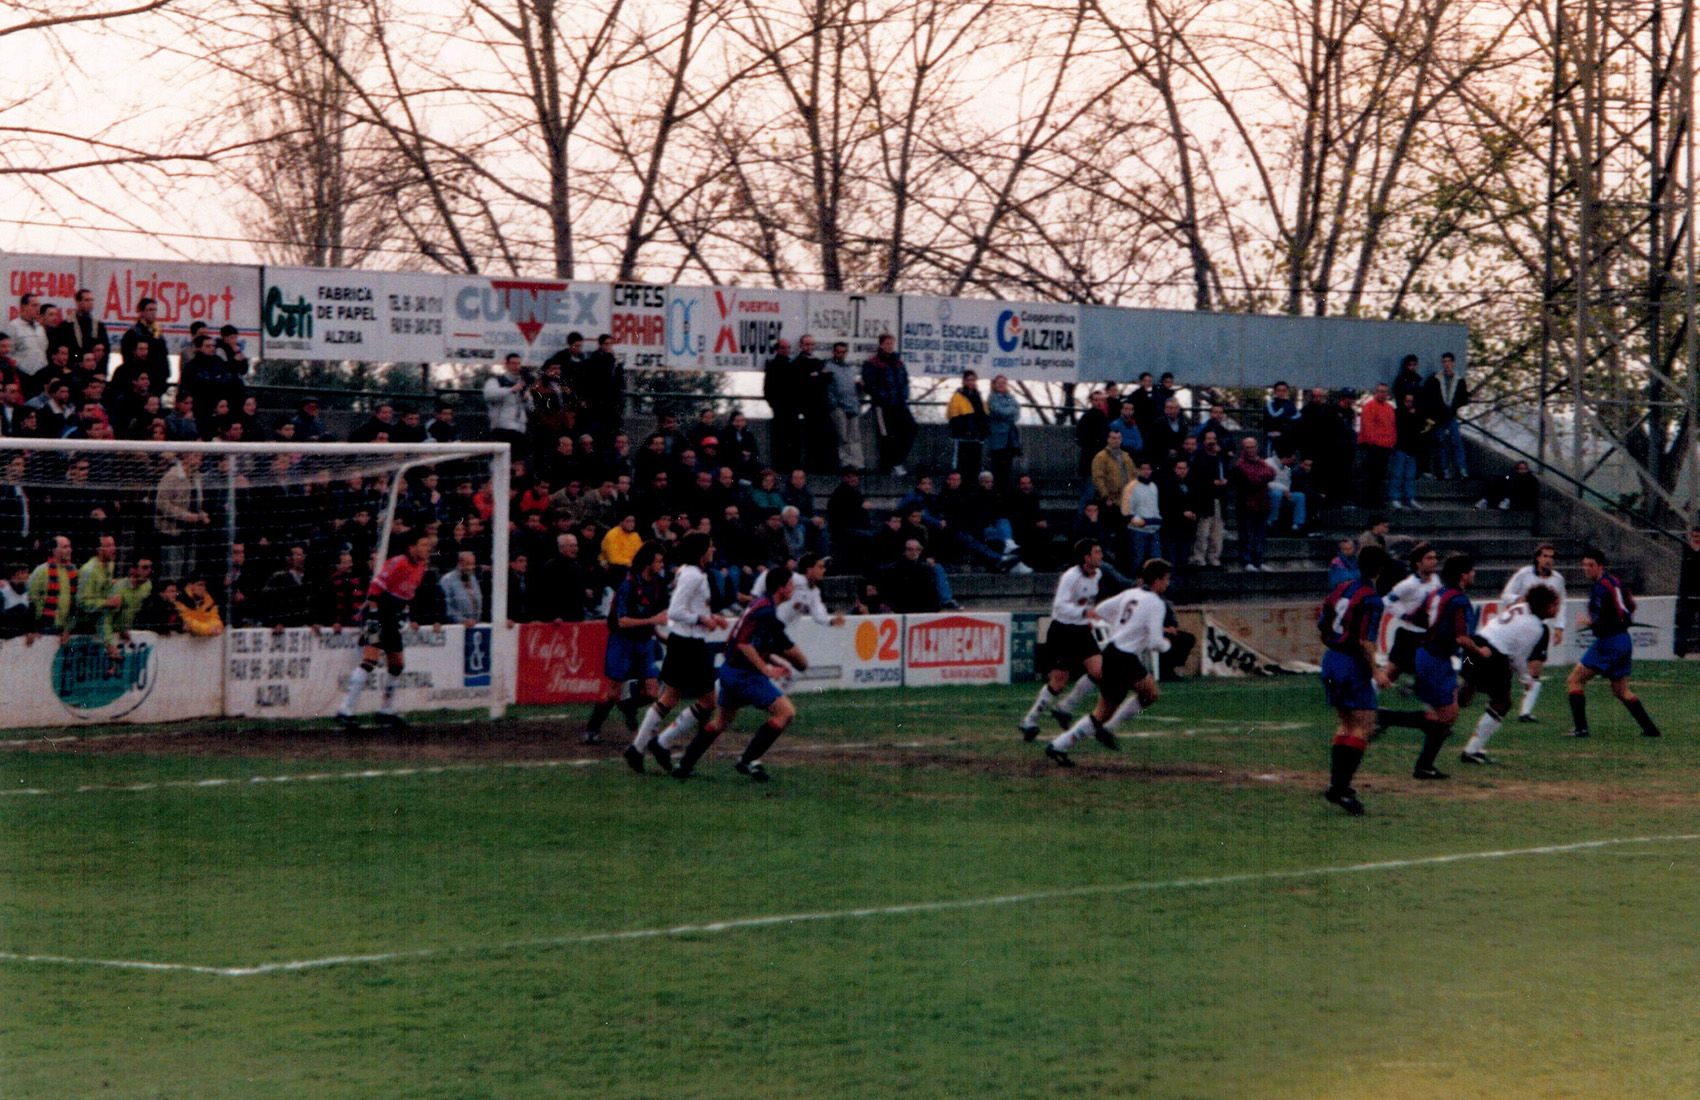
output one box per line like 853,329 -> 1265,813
516,621 -> 611,704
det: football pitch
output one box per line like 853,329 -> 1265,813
4,669 -> 1700,1098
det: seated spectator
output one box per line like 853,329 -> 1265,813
1121,459 -> 1162,569
348,402 -> 396,443
779,506 -> 822,562
1267,451 -> 1306,534
428,402 -> 460,443
135,580 -> 184,634
291,396 -> 331,442
1477,461 -> 1540,511
1327,538 -> 1359,587
937,469 -> 1024,572
1358,516 -> 1391,552
749,468 -> 785,514
877,539 -> 944,613
175,577 -> 225,636
600,513 -> 643,569
723,411 -> 762,480
1004,474 -> 1051,563
165,393 -> 199,442
686,407 -> 719,451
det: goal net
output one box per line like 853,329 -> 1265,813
0,437 -> 512,724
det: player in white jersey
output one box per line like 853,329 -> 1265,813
1458,586 -> 1559,763
1019,539 -> 1104,740
628,532 -> 729,773
1045,558 -> 1172,767
1498,543 -> 1566,722
1376,542 -> 1440,732
752,553 -> 845,628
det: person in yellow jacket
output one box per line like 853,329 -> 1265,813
945,369 -> 990,474
600,513 -> 644,570
175,577 -> 225,637
1090,428 -> 1137,523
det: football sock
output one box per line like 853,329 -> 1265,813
587,700 -> 616,733
1022,685 -> 1057,725
1568,691 -> 1589,733
660,704 -> 713,750
1466,707 -> 1504,754
378,676 -> 399,715
1057,676 -> 1095,715
337,664 -> 370,716
740,721 -> 785,764
1624,698 -> 1661,737
1518,677 -> 1543,717
1415,720 -> 1451,771
632,703 -> 668,751
1105,695 -> 1144,732
675,722 -> 724,772
1052,714 -> 1095,753
1329,738 -> 1366,790
1377,708 -> 1426,730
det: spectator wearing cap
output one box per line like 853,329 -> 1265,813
216,324 -> 250,376
290,396 -> 330,441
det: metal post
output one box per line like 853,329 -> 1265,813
488,444 -> 511,719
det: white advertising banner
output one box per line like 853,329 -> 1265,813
83,256 -> 264,346
442,276 -> 609,362
902,612 -> 1012,686
784,613 -> 905,694
224,624 -> 502,719
607,282 -> 669,369
900,295 -> 1078,380
0,632 -> 224,728
663,284 -> 809,371
1201,616 -> 1319,677
805,292 -> 902,362
1,253 -> 82,330
260,267 -> 447,362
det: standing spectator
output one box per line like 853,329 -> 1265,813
1074,389 -> 1111,484
216,324 -> 251,379
182,332 -> 243,436
1090,429 -> 1136,523
1231,436 -> 1276,571
322,549 -> 366,627
1391,353 -> 1424,404
1422,352 -> 1470,479
1108,400 -> 1144,459
1129,372 -> 1161,430
577,333 -> 624,444
986,374 -> 1022,489
506,553 -> 537,624
118,298 -> 171,403
827,470 -> 874,567
484,354 -> 530,452
73,534 -> 124,650
862,333 -> 915,475
1188,432 -> 1230,567
795,335 -> 835,473
823,341 -> 863,472
539,533 -> 591,621
763,337 -> 803,473
945,369 -> 990,474
1356,383 -> 1396,507
526,360 -> 574,451
1389,391 -> 1428,511
1193,402 -> 1236,452
1476,460 -> 1542,511
0,453 -> 32,565
66,288 -> 111,362
722,412 -> 761,481
174,576 -> 225,636
1158,458 -> 1199,568
348,402 -> 396,444
1676,525 -> 1700,658
260,545 -> 315,629
1,379 -> 26,436
28,535 -> 79,633
428,402 -> 460,443
439,550 -> 485,626
1144,398 -> 1190,463
1121,459 -> 1162,569
11,294 -> 49,391
155,452 -> 211,583
1263,381 -> 1299,456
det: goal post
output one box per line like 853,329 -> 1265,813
0,437 -> 513,722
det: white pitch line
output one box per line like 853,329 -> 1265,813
0,758 -> 603,798
4,833 -> 1695,979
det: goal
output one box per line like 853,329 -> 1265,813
0,436 -> 512,723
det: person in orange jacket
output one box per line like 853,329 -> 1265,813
1355,382 -> 1397,507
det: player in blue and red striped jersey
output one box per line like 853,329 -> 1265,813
1318,543 -> 1391,815
336,530 -> 436,731
672,566 -> 810,782
1410,553 -> 1493,779
1565,546 -> 1663,738
592,541 -> 668,753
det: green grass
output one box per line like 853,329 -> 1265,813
5,667 -> 1700,1097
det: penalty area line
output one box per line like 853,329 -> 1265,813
0,758 -> 604,798
5,833 -> 1696,979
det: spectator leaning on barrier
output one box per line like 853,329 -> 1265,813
946,370 -> 990,475
28,535 -> 78,634
109,555 -> 152,636
862,333 -> 915,476
0,562 -> 30,638
74,533 -> 122,647
176,576 -> 224,636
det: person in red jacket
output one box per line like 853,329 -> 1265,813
1356,382 -> 1396,507
1230,436 -> 1276,571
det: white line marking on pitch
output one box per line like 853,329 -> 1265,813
0,758 -> 603,798
5,834 -> 1694,979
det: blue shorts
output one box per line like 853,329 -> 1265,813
1413,649 -> 1459,709
604,635 -> 659,683
1582,632 -> 1634,680
1321,649 -> 1377,712
718,665 -> 783,712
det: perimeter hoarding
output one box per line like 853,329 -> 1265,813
83,257 -> 263,345
1,253 -> 82,329
664,285 -> 809,371
805,292 -> 902,362
903,612 -> 1012,686
785,614 -> 905,694
442,276 -> 609,362
608,282 -> 669,369
260,267 -> 448,362
1,631 -> 224,727
224,624 -> 502,718
901,296 -> 1078,380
